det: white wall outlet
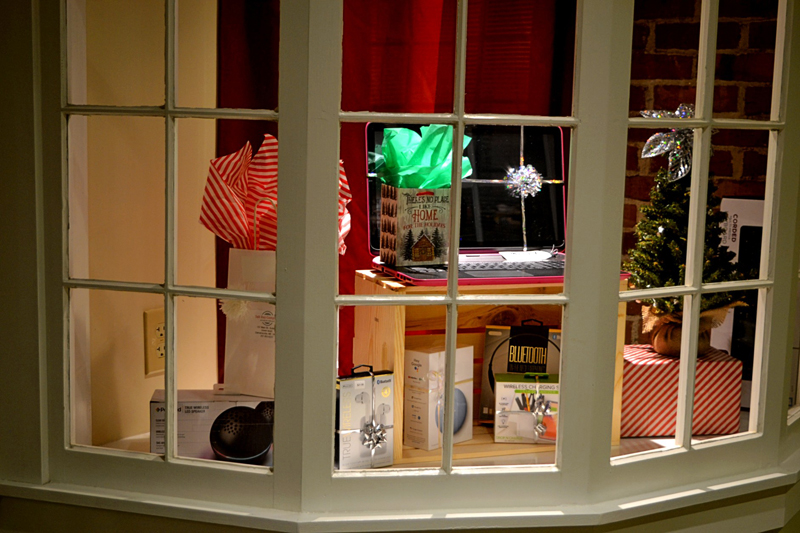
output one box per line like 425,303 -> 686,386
144,307 -> 166,377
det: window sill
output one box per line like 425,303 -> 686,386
2,465 -> 799,532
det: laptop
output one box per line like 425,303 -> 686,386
366,123 -> 568,286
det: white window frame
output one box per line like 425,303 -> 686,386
4,0 -> 800,528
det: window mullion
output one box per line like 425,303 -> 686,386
672,0 -> 717,450
558,0 -> 634,490
163,0 -> 178,463
275,0 -> 343,512
440,0 -> 469,473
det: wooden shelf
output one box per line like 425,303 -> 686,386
353,269 -> 627,464
395,424 -> 554,466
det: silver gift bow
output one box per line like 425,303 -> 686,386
640,103 -> 695,181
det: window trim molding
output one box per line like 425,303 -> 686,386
1,0 -> 799,523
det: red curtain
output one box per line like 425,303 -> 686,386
216,0 -> 574,380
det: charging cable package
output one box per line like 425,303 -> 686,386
494,373 -> 558,444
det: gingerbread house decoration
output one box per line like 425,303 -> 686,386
411,234 -> 435,262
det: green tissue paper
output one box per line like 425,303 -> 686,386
371,124 -> 472,189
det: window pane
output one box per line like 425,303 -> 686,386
175,0 -> 218,109
695,289 -> 760,441
70,288 -> 163,455
174,295 -> 274,467
341,0 -> 457,114
205,0 -> 280,110
630,1 -> 699,116
713,2 -> 779,119
705,129 -> 768,283
68,115 -> 165,284
177,119 -> 278,289
341,305 -> 447,470
67,0 -> 165,106
622,127 -> 689,295
465,0 -> 576,117
454,305 -> 562,468
613,341 -> 682,459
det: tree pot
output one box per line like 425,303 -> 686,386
650,318 -> 712,357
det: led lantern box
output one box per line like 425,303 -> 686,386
403,345 -> 473,451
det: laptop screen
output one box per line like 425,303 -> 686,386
366,123 -> 567,255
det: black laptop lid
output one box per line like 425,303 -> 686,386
366,123 -> 567,255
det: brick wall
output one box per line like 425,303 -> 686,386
623,0 -> 777,343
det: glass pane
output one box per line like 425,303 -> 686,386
341,0 -> 457,113
340,123 -> 569,296
175,0 -> 217,109
454,305 -> 562,468
67,0 -> 165,106
68,115 -> 165,284
204,0 -> 280,110
622,127 -> 690,296
340,305 -> 448,470
705,129 -> 768,283
174,295 -> 273,467
713,2 -> 779,119
630,1 -> 699,116
70,288 -> 163,455
695,289 -> 759,441
613,335 -> 683,459
464,0 -> 576,116
177,119 -> 278,289
790,285 -> 800,409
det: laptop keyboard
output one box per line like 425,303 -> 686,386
458,259 -> 565,271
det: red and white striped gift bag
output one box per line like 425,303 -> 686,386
620,345 -> 742,438
200,133 -> 351,253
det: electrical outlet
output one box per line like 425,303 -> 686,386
144,307 -> 166,377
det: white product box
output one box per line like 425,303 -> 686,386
336,371 -> 394,470
494,374 -> 559,444
149,389 -> 270,460
403,345 -> 473,451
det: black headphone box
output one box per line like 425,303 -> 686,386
478,325 -> 561,424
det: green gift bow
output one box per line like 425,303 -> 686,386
370,124 -> 473,189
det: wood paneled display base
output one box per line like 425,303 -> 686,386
352,269 -> 626,464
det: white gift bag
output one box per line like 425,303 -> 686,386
224,248 -> 276,398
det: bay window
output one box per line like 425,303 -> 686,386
3,0 -> 800,529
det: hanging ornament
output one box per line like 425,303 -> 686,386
640,103 -> 695,182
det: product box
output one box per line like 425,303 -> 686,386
494,373 -> 559,444
621,345 -> 742,437
479,325 -> 561,424
711,198 -> 764,408
380,184 -> 450,266
149,389 -> 272,461
403,345 -> 473,451
335,369 -> 394,470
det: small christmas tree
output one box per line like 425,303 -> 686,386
624,168 -> 741,317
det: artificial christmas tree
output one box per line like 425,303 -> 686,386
624,105 -> 742,356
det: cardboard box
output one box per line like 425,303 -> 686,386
621,345 -> 742,437
479,326 -> 561,424
335,371 -> 394,470
403,345 -> 473,451
380,184 -> 450,266
494,373 -> 559,444
149,389 -> 271,461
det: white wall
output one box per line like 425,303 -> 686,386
70,0 -> 219,446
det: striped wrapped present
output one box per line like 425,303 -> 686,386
621,345 -> 743,438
